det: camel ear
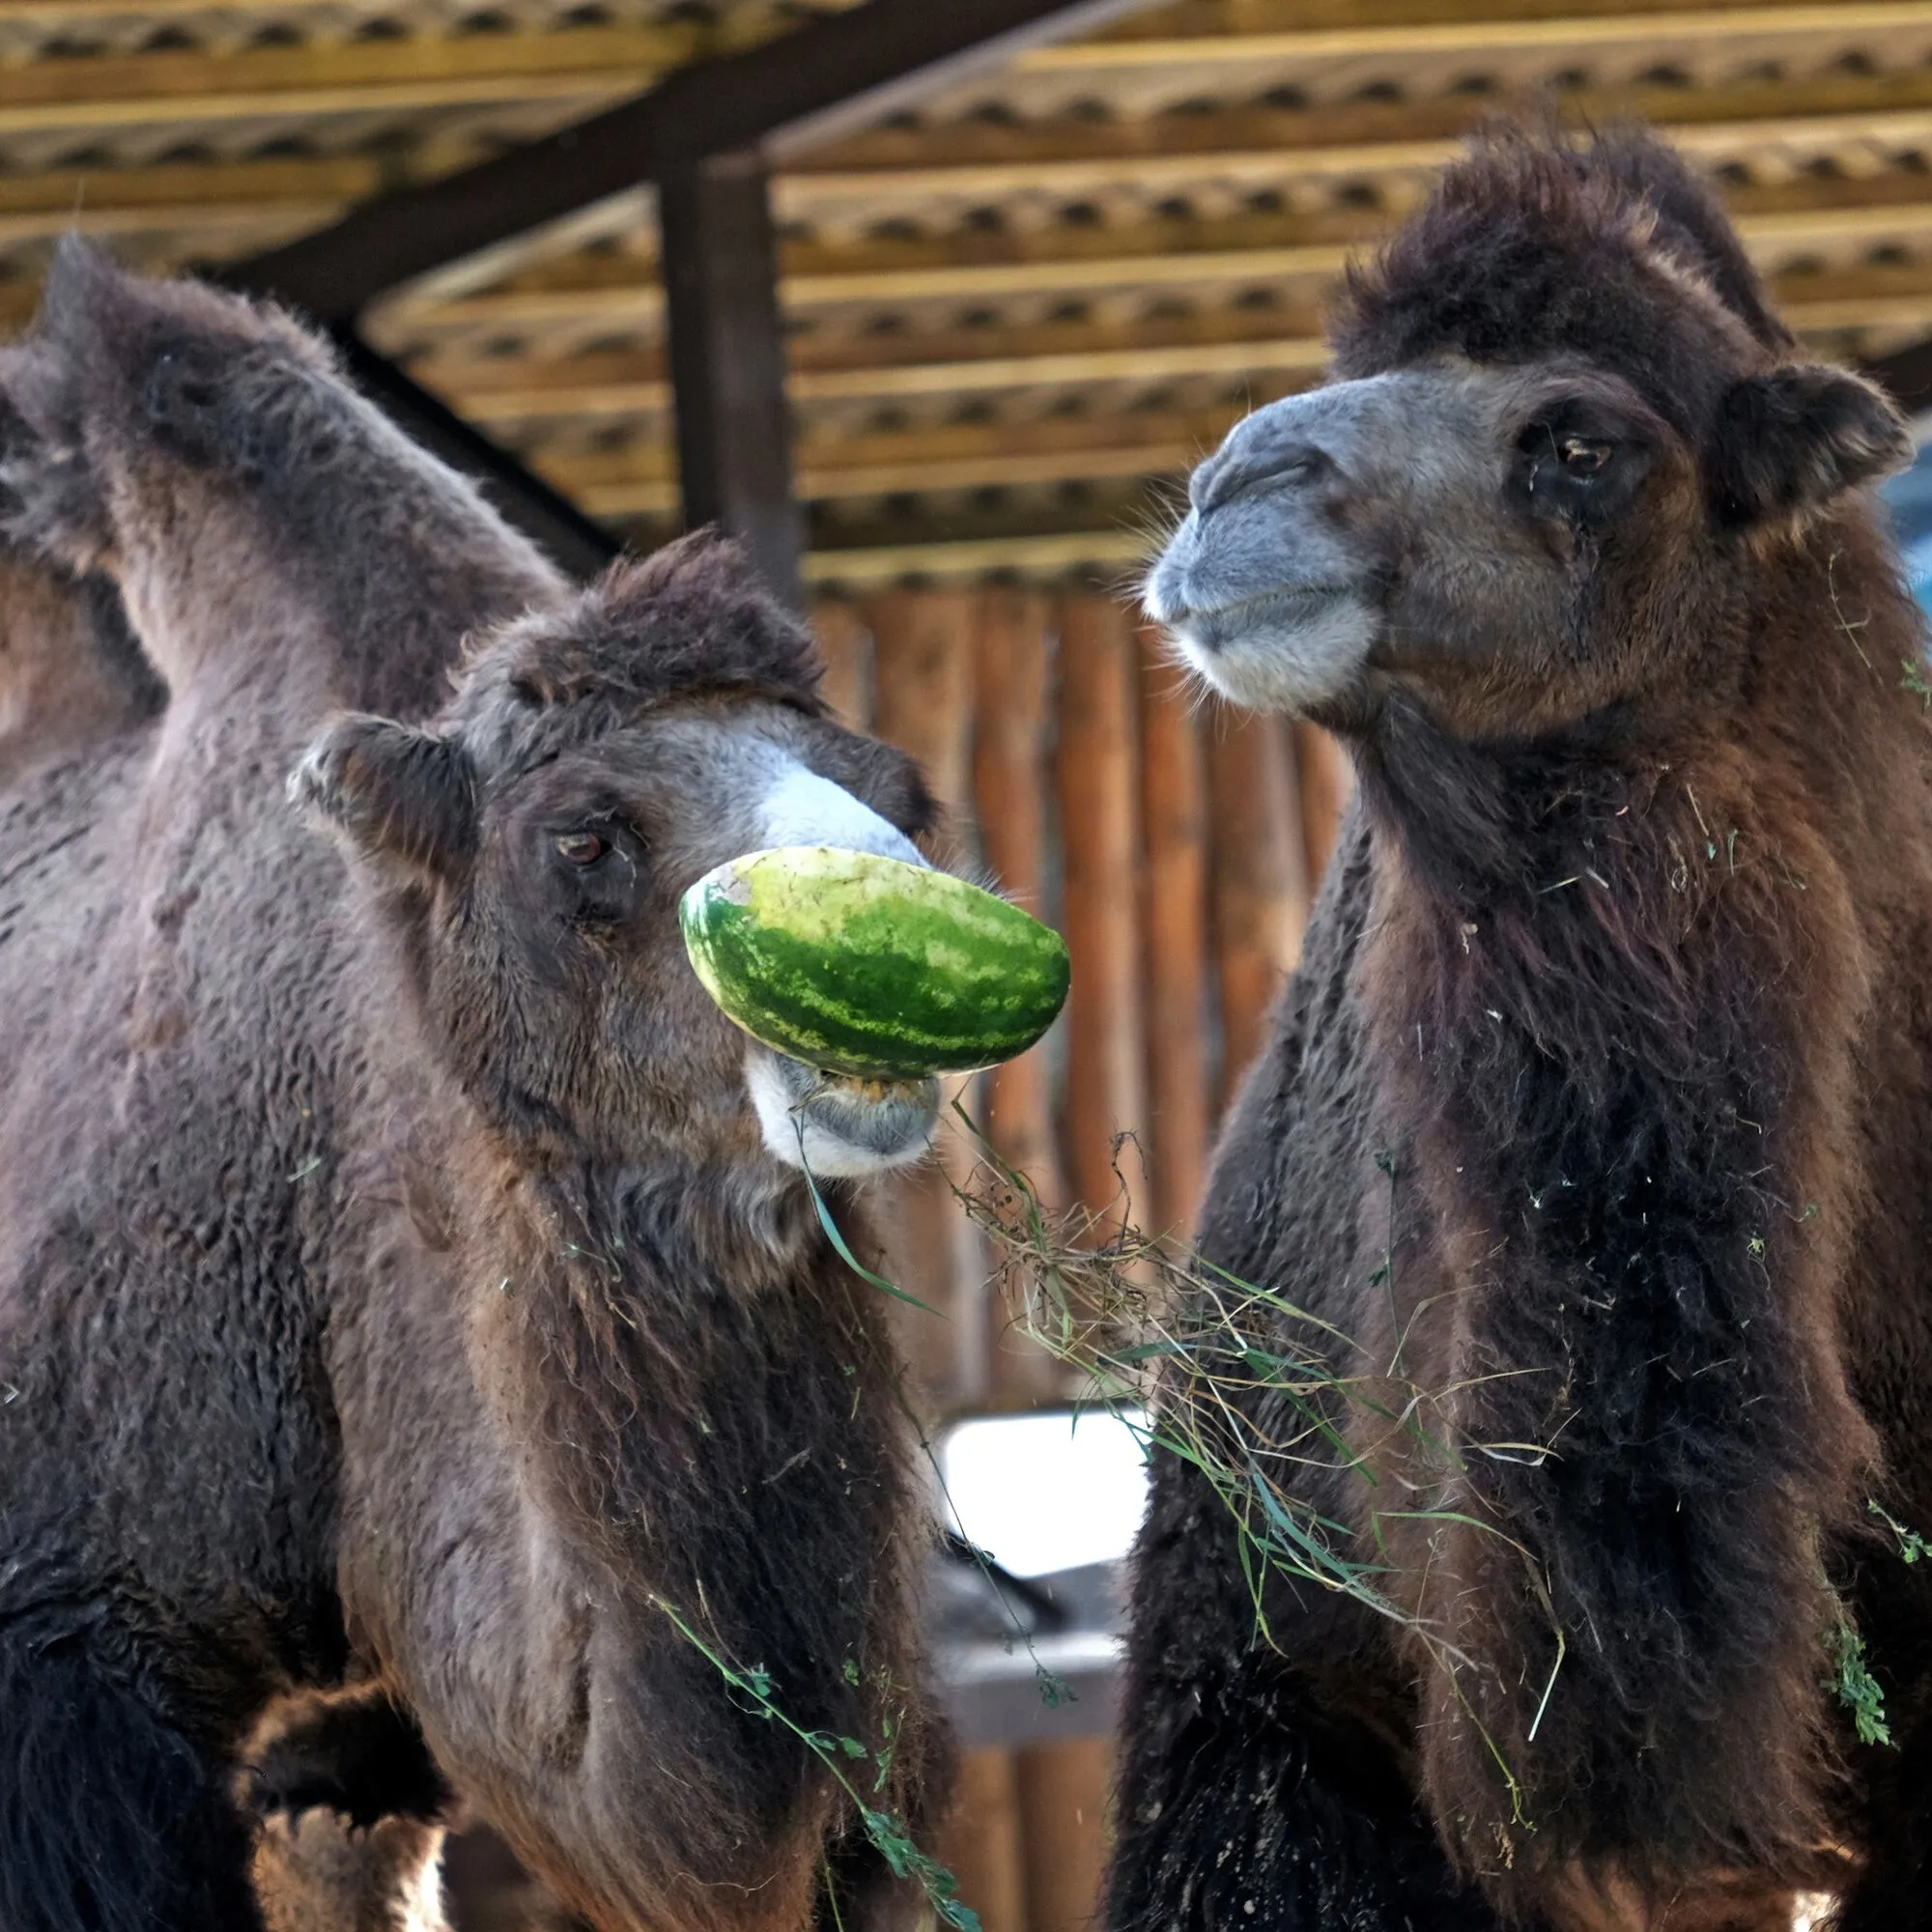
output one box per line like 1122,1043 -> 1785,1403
291,715 -> 475,884
1709,365 -> 1912,526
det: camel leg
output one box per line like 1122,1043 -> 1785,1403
0,1620 -> 266,1930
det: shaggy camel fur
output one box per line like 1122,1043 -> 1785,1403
1118,124 -> 1932,1932
0,242 -> 950,1932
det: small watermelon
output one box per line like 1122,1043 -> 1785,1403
680,846 -> 1069,1079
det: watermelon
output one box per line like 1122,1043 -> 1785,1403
680,846 -> 1069,1079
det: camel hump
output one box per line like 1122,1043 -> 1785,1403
0,239 -> 564,720
0,238 -> 335,572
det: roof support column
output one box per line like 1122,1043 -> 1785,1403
657,151 -> 803,610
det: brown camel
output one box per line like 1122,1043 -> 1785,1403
0,241 -> 950,1932
1114,124 -> 1932,1932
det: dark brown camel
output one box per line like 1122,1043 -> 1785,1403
0,242 -> 950,1932
1115,125 -> 1932,1932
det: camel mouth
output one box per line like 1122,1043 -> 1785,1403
1154,582 -> 1355,639
745,1049 -> 939,1179
1153,580 -> 1377,717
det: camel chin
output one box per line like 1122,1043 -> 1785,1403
745,1047 -> 940,1179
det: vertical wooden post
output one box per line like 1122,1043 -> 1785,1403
936,1748 -> 1031,1932
972,589 -> 1065,1405
1207,710 -> 1310,1108
657,150 -> 804,610
1015,1738 -> 1114,1932
1138,627 -> 1211,1238
869,590 -> 988,1408
811,602 -> 873,728
1055,598 -> 1149,1222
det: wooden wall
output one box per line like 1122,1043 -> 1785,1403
810,591 -> 1352,1932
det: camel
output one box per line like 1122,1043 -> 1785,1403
1115,124 -> 1932,1932
0,241 -> 950,1932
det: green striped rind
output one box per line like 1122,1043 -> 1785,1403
680,845 -> 1070,1078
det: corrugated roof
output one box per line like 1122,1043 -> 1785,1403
6,0 -> 1932,581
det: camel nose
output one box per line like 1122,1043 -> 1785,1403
1190,435 -> 1337,517
755,759 -> 925,867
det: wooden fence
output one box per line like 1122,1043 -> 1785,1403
808,590 -> 1353,1932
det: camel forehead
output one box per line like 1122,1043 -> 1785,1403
498,704 -> 807,799
491,707 -> 920,862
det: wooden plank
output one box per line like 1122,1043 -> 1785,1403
805,532 -> 1149,585
376,197 -> 1932,343
515,406 -> 1247,493
771,114 -> 1932,251
393,294 -> 1329,377
1014,1738 -> 1114,1932
770,241 -> 1341,305
1105,0 -> 1905,28
0,80 -> 634,140
657,151 -> 802,607
1014,3 -> 1932,69
0,156 -> 386,217
868,589 -> 987,1407
1205,708 -> 1308,1108
799,492 -> 1153,563
782,133 -> 1456,194
870,590 -> 980,876
439,279 -> 1932,458
0,25 -> 692,109
962,9 -> 1932,119
455,336 -> 1328,425
0,0 -> 1855,28
806,68 -> 1932,168
937,1747 -> 1031,1932
0,202 -> 338,258
810,602 -> 873,726
1138,625 -> 1211,1238
1055,597 -> 1150,1221
567,439 -> 1226,520
276,280 -> 1932,385
365,239 -> 1347,331
972,588 -> 1068,1406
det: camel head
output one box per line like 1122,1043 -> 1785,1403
294,535 -> 942,1181
1147,124 -> 1914,741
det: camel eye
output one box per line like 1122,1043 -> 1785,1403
555,831 -> 608,867
1560,436 -> 1611,476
